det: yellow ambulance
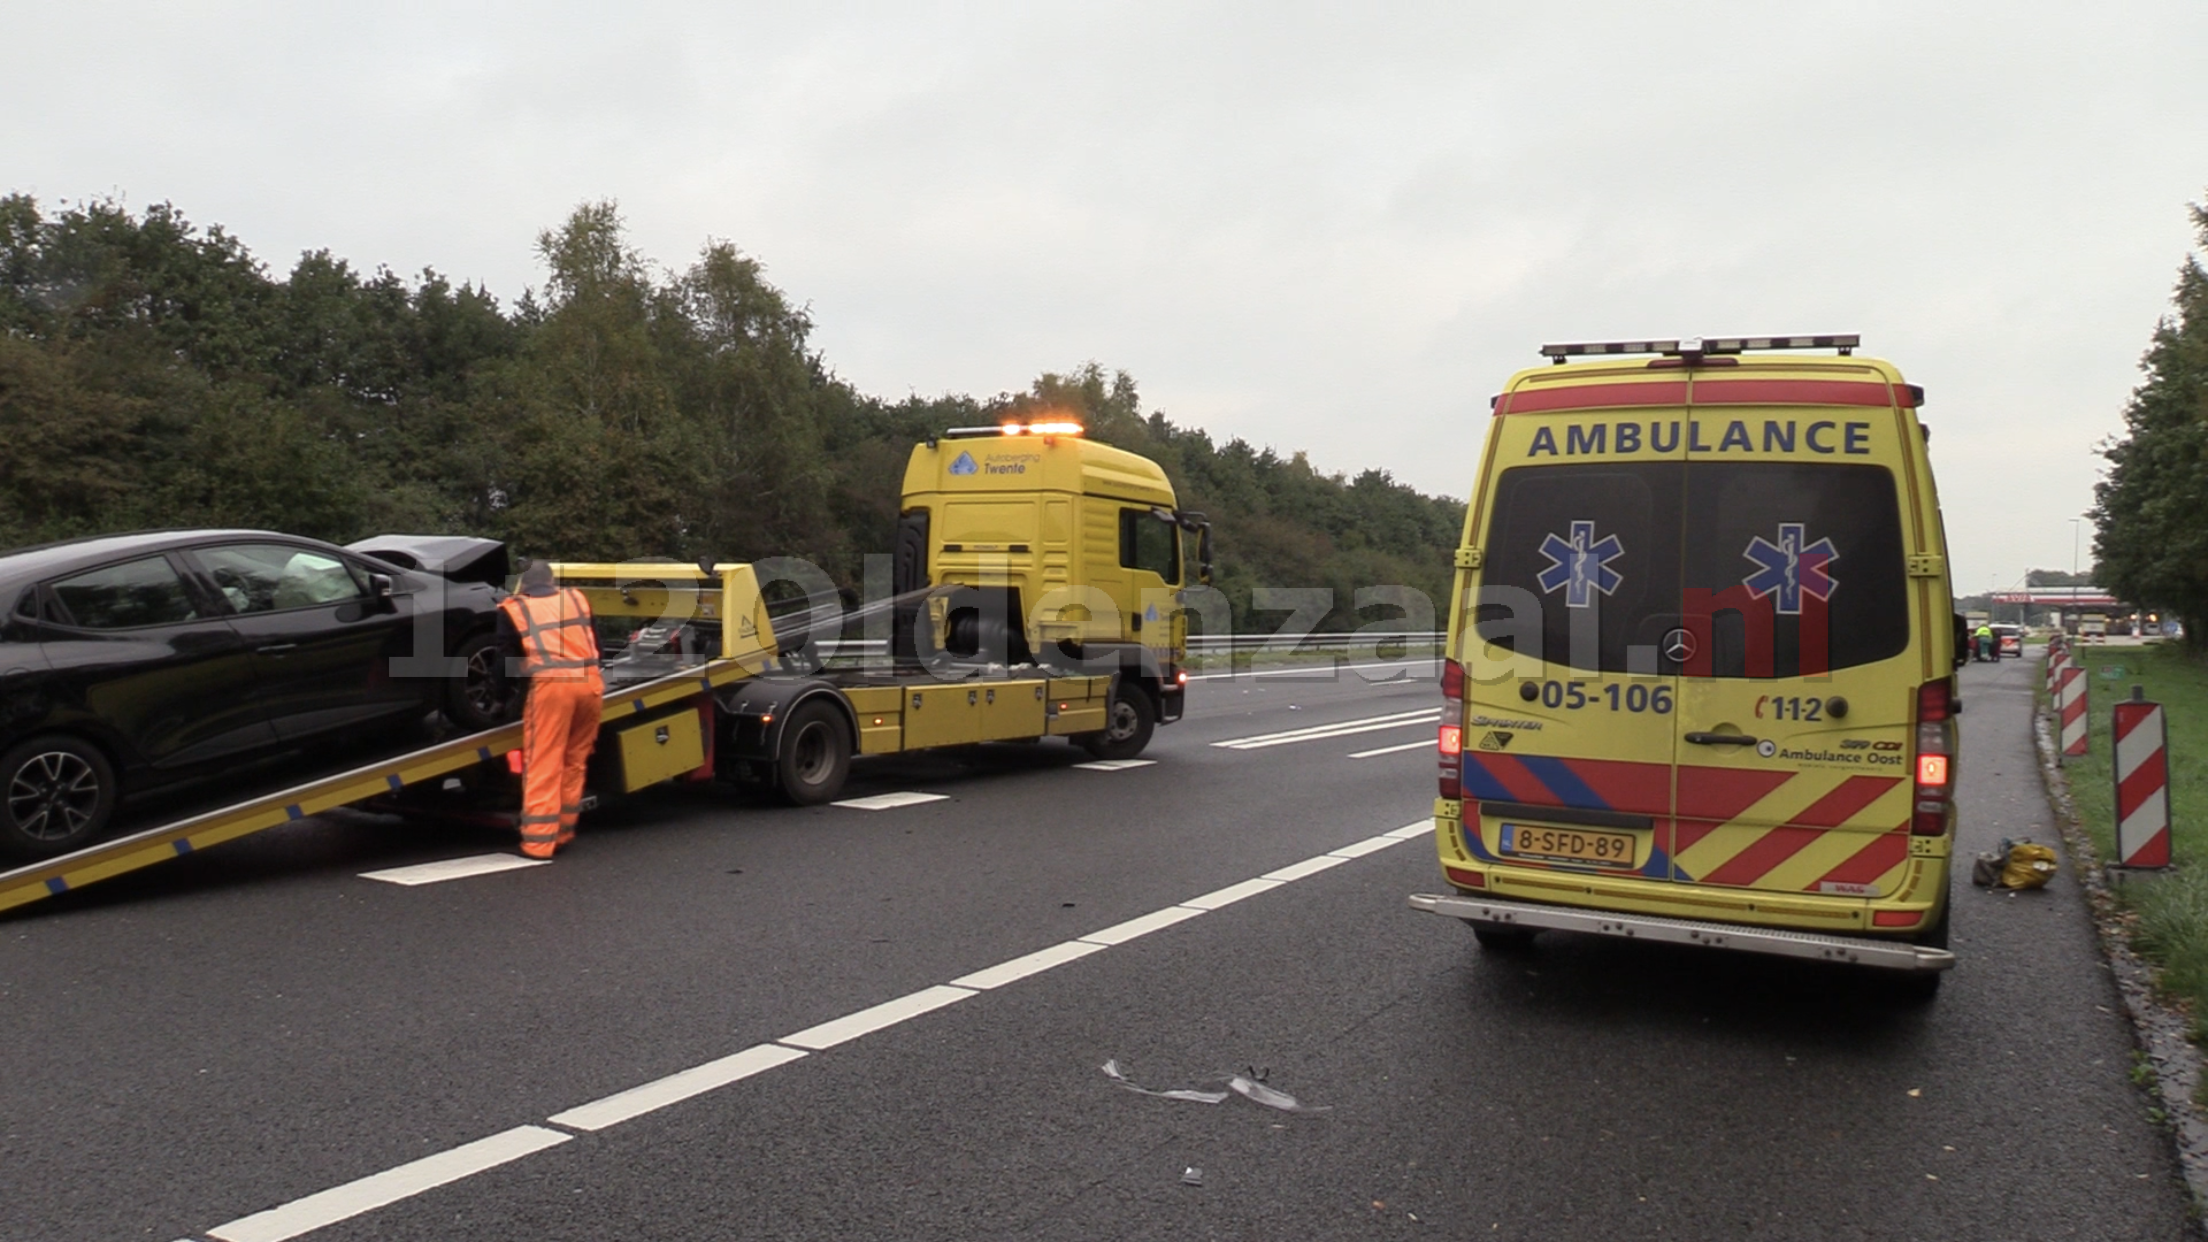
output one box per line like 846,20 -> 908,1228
1409,336 -> 1958,995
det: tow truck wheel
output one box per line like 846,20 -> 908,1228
1078,684 -> 1155,761
0,735 -> 116,861
775,702 -> 851,806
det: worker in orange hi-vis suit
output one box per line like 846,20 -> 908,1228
497,560 -> 604,859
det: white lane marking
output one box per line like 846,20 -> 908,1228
1328,833 -> 1404,859
359,854 -> 550,886
950,939 -> 1110,989
1212,708 -> 1439,750
206,1126 -> 571,1242
1179,876 -> 1283,910
1187,658 -> 1437,683
779,985 -> 976,1050
186,812 -> 1440,1240
547,1044 -> 807,1132
1262,854 -> 1353,883
1073,759 -> 1157,771
1077,904 -> 1207,945
1349,738 -> 1435,759
832,791 -> 949,811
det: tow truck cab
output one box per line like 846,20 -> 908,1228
1414,335 -> 1958,988
896,422 -> 1212,731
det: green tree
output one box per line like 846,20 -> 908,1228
2093,194 -> 2208,650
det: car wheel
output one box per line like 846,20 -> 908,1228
446,631 -> 517,732
775,701 -> 852,806
1077,683 -> 1155,760
0,736 -> 118,861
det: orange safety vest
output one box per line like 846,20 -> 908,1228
499,588 -> 602,681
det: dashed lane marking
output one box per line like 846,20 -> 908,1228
1073,759 -> 1156,771
831,791 -> 950,811
186,814 -> 1436,1240
1211,708 -> 1438,751
1348,738 -> 1435,759
359,854 -> 550,886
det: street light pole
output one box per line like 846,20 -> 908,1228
2071,518 -> 2082,580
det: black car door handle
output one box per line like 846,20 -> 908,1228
1684,731 -> 1760,746
256,643 -> 299,654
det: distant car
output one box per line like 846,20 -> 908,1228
1992,624 -> 2023,658
0,529 -> 514,859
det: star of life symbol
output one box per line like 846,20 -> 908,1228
1741,522 -> 1838,615
1535,520 -> 1625,608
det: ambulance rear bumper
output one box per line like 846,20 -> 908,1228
1407,892 -> 1956,974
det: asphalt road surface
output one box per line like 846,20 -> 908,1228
2,656 -> 2193,1240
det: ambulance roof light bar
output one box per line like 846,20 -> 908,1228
1540,334 -> 1860,364
939,421 -> 1086,439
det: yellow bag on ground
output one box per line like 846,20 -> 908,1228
1999,840 -> 2059,890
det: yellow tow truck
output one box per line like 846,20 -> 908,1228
0,422 -> 1210,912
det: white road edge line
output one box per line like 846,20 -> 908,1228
359,854 -> 550,886
1212,708 -> 1439,750
1186,658 -> 1438,682
547,1044 -> 808,1132
1073,759 -> 1157,771
1348,738 -> 1435,759
186,811 -> 1442,1240
950,939 -> 1110,989
779,985 -> 976,1050
1077,904 -> 1207,945
206,1125 -> 571,1242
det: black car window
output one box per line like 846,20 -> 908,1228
1681,462 -> 1908,676
1120,509 -> 1180,583
1478,462 -> 1686,674
50,557 -> 202,629
196,544 -> 366,614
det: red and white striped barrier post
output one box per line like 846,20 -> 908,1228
2045,641 -> 2066,698
2056,659 -> 2088,758
2113,686 -> 2171,869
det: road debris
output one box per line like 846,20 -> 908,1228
1102,1060 -> 1330,1112
1181,1166 -> 1204,1186
1101,1060 -> 1228,1104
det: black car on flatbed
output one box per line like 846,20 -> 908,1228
0,530 -> 514,859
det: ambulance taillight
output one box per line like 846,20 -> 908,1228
1439,658 -> 1465,799
1911,678 -> 1956,836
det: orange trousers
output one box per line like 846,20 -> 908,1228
519,676 -> 603,859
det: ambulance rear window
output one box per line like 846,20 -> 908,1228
1477,461 -> 1909,676
1684,462 -> 1908,676
1476,463 -> 1685,674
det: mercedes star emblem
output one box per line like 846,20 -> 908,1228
1662,628 -> 1696,663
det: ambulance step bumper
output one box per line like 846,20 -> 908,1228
1407,893 -> 1955,974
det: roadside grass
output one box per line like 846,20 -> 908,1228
2054,643 -> 2208,1025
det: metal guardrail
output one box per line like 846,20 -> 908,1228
801,633 -> 1443,658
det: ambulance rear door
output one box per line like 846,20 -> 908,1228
1668,385 -> 1918,901
1462,395 -> 1688,881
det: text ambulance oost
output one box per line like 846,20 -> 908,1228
1419,337 -> 1959,987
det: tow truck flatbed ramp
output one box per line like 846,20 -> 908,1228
0,655 -> 772,916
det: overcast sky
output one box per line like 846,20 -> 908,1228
9,2 -> 2206,595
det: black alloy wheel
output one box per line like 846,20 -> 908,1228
0,736 -> 117,860
448,631 -> 518,732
